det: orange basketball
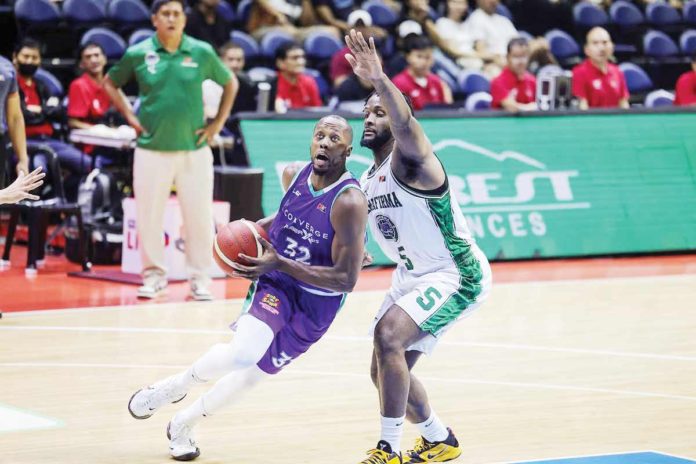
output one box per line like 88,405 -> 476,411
213,219 -> 269,275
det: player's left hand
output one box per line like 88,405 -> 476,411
196,119 -> 224,146
232,237 -> 281,280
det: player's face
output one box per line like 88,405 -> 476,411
80,46 -> 106,76
310,118 -> 352,175
152,2 -> 186,39
360,94 -> 393,150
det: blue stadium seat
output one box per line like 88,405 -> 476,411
237,0 -> 253,25
260,30 -> 295,58
618,62 -> 653,93
217,0 -> 236,22
545,29 -> 581,60
231,30 -> 260,58
496,3 -> 513,21
685,1 -> 696,25
14,0 -> 61,24
609,1 -> 645,27
573,2 -> 609,28
643,30 -> 680,57
645,89 -> 674,107
63,0 -> 106,25
107,0 -> 150,27
517,30 -> 534,41
680,29 -> 696,54
457,70 -> 490,96
646,2 -> 681,26
304,31 -> 343,60
364,0 -> 398,27
465,92 -> 492,111
128,28 -> 154,46
247,66 -> 277,82
34,68 -> 64,97
81,27 -> 127,59
305,68 -> 330,100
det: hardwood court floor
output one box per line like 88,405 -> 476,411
1,272 -> 696,463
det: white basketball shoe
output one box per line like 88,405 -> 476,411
167,418 -> 200,461
128,375 -> 188,420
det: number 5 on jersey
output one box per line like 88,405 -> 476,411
398,246 -> 414,270
416,286 -> 443,311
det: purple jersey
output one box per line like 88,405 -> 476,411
269,163 -> 361,294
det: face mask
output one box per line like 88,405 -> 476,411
18,63 -> 38,77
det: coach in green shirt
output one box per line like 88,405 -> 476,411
104,0 -> 238,301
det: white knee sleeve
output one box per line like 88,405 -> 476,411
192,315 -> 274,381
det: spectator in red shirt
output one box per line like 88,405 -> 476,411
491,37 -> 537,112
391,35 -> 453,110
329,10 -> 377,87
274,42 -> 322,112
13,38 -> 90,199
674,53 -> 696,106
68,43 -> 112,131
572,27 -> 629,110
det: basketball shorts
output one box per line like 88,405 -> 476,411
235,271 -> 346,375
369,246 -> 492,355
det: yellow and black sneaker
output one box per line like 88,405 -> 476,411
359,440 -> 403,464
403,428 -> 462,463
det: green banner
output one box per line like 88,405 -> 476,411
241,112 -> 696,263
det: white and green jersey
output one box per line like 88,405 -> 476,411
361,155 -> 483,277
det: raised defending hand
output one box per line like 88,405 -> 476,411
231,236 -> 281,280
344,29 -> 383,82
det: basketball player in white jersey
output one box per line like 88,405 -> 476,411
345,30 -> 493,464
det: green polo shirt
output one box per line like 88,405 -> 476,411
107,34 -> 231,151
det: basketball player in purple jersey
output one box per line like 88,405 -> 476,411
127,115 -> 368,461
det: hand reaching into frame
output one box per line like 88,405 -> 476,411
344,29 -> 384,82
0,167 -> 45,205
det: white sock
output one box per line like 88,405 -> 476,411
175,365 -> 268,427
380,415 -> 405,453
416,410 -> 449,443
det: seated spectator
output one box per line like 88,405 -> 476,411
330,10 -> 379,87
464,0 -> 518,74
204,42 -> 257,117
392,35 -> 453,110
434,0 -> 485,70
385,20 -> 424,77
185,0 -> 234,48
336,74 -> 374,102
68,43 -> 113,131
314,0 -> 386,37
247,0 -> 340,43
491,37 -> 537,112
674,53 -> 696,106
274,42 -> 322,112
13,38 -> 90,199
572,27 -> 629,109
68,42 -> 119,168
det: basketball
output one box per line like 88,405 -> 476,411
213,219 -> 269,275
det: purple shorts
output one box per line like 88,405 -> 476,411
235,271 -> 346,375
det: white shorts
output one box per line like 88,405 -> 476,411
369,246 -> 492,355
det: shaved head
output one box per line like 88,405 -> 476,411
315,115 -> 353,143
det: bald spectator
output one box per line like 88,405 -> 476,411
491,38 -> 537,112
186,0 -> 234,48
572,27 -> 629,110
674,53 -> 696,106
464,0 -> 518,72
274,42 -> 322,112
392,35 -> 453,110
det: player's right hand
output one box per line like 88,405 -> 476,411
344,29 -> 383,82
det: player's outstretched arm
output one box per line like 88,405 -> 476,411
344,29 -> 432,164
235,188 -> 368,293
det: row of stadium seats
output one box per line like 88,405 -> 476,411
574,1 -> 696,29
